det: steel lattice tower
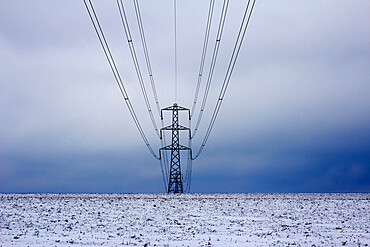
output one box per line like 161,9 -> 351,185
160,103 -> 191,193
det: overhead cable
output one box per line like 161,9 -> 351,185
83,0 -> 159,159
133,0 -> 162,117
131,0 -> 172,183
132,0 -> 171,186
159,150 -> 168,191
173,0 -> 178,103
192,0 -> 229,138
190,0 -> 216,118
193,0 -> 256,159
185,126 -> 193,192
117,0 -> 160,138
183,118 -> 193,192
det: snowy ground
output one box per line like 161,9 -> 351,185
1,193 -> 369,246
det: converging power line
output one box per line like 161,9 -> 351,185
83,0 -> 256,192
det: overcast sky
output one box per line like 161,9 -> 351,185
1,0 -> 369,193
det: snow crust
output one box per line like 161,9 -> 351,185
1,193 -> 369,246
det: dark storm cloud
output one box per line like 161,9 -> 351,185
1,148 -> 162,193
1,0 -> 369,192
193,124 -> 370,192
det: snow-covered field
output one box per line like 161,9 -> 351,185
1,193 -> 369,246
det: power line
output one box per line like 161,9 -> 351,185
159,150 -> 168,191
84,0 -> 256,189
190,0 -> 216,118
117,0 -> 160,138
83,0 -> 159,159
173,0 -> 178,103
184,121 -> 193,192
133,0 -> 162,117
193,0 -> 256,159
131,0 -> 172,188
192,0 -> 229,138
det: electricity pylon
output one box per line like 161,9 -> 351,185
160,103 -> 191,193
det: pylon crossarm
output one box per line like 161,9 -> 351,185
161,125 -> 190,131
161,104 -> 189,112
160,144 -> 191,151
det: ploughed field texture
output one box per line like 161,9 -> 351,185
1,193 -> 369,246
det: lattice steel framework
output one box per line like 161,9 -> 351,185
160,103 -> 191,193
